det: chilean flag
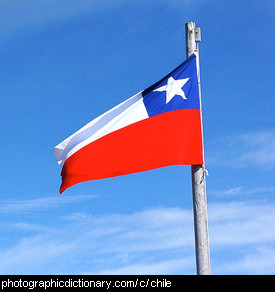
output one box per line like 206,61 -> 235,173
54,54 -> 203,194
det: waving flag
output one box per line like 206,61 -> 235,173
54,54 -> 203,193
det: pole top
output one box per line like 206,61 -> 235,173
185,22 -> 201,57
195,27 -> 201,42
185,22 -> 201,43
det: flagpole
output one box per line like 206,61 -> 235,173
185,22 -> 211,275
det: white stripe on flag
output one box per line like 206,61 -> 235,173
54,92 -> 149,167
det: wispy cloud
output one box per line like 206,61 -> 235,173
209,185 -> 275,198
7,222 -> 48,232
0,0 -> 125,41
236,131 -> 275,166
0,0 -> 201,42
209,201 -> 275,246
0,206 -> 195,274
215,246 -> 275,275
0,201 -> 274,274
94,257 -> 194,275
207,130 -> 275,168
0,195 -> 96,213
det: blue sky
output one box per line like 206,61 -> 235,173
0,0 -> 274,275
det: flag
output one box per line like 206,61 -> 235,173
54,54 -> 203,193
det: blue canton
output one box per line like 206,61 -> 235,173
142,54 -> 200,118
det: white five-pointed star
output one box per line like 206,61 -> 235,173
153,76 -> 189,104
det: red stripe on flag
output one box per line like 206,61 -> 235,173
60,109 -> 203,193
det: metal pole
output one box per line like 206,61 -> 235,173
185,22 -> 211,275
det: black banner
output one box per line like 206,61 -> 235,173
0,275 -> 265,290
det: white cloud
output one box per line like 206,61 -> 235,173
94,257 -> 194,275
215,246 -> 275,275
207,130 -> 275,168
209,201 -> 275,246
0,206 -> 195,274
209,186 -> 275,198
0,0 -> 125,40
0,201 -> 274,274
0,195 -> 96,213
236,131 -> 275,166
0,0 -> 202,42
7,222 -> 48,232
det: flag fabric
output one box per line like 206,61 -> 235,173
54,54 -> 203,194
